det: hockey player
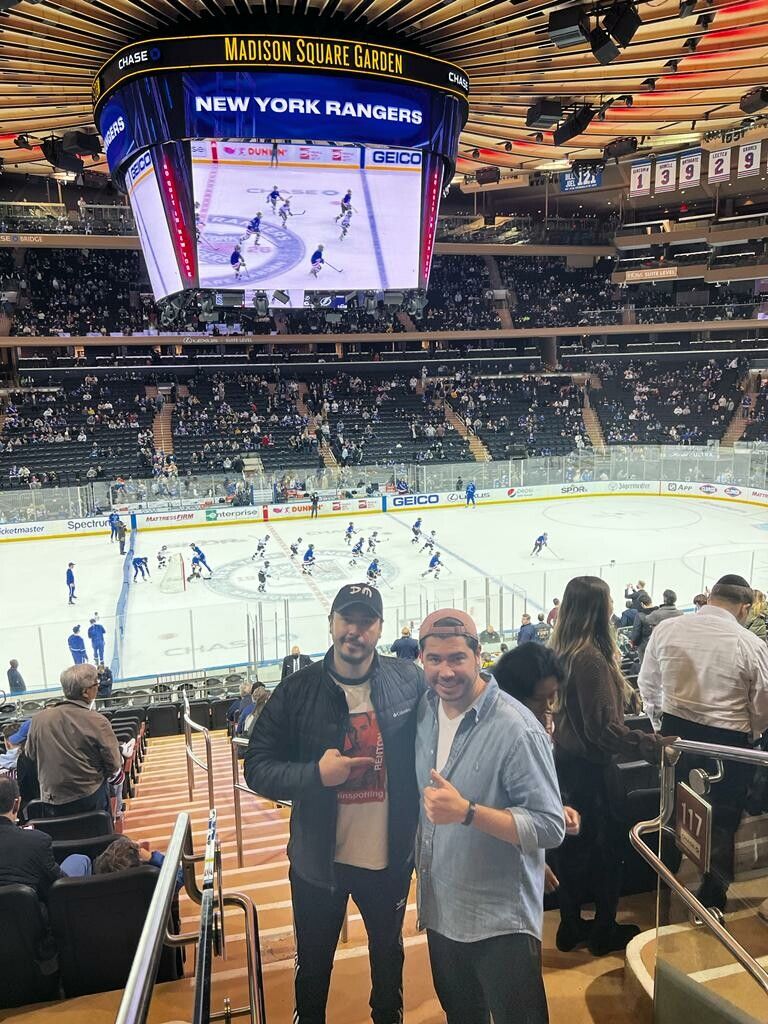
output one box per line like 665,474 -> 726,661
66,562 -> 77,605
108,510 -> 120,542
531,532 -> 549,557
420,529 -> 437,553
157,545 -> 168,569
187,562 -> 203,583
230,244 -> 246,279
194,200 -> 202,240
190,544 -> 212,574
339,209 -> 352,241
278,197 -> 293,227
349,537 -> 364,566
336,189 -> 353,221
344,521 -> 357,545
267,185 -> 283,213
257,562 -> 271,594
252,536 -> 270,561
241,212 -> 262,245
367,531 -> 379,553
132,556 -> 150,582
422,551 -> 443,580
310,245 -> 325,278
302,543 -> 316,575
290,537 -> 303,559
411,517 -> 423,544
366,557 -> 381,585
465,481 -> 477,507
88,617 -> 106,663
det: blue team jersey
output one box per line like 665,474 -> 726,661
352,541 -> 363,554
66,568 -> 75,585
343,192 -> 351,203
429,555 -> 440,568
466,484 -> 476,495
230,250 -> 242,266
269,190 -> 280,201
368,561 -> 379,573
414,519 -> 422,530
303,549 -> 314,562
311,249 -> 324,265
248,217 -> 261,231
536,535 -> 547,544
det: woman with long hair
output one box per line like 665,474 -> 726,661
745,589 -> 768,641
550,576 -> 675,956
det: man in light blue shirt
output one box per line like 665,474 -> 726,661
415,608 -> 565,1024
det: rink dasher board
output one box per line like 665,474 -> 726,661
2,479 -> 768,543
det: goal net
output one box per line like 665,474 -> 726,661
159,552 -> 187,594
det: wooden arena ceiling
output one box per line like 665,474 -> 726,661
1,0 -> 767,180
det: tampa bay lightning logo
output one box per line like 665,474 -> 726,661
149,47 -> 161,61
198,214 -> 304,287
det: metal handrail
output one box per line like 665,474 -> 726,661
183,692 -> 215,810
115,812 -> 190,1024
629,738 -> 768,996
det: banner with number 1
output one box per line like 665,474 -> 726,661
629,161 -> 652,197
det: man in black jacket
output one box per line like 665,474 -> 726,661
0,776 -> 91,898
245,583 -> 425,1024
281,645 -> 312,681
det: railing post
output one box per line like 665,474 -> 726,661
232,740 -> 244,869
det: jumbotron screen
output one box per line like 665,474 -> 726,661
193,142 -> 423,292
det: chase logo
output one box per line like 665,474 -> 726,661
127,151 -> 152,183
448,71 -> 469,91
371,150 -> 422,165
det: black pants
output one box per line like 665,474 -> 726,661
426,929 -> 548,1024
554,749 -> 627,927
661,714 -> 751,907
290,863 -> 410,1024
40,781 -> 110,818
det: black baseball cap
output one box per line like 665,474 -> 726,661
331,583 -> 383,620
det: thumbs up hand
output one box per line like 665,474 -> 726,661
423,769 -> 470,825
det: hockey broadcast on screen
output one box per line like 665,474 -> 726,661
192,141 -> 423,296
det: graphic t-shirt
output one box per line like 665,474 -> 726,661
333,678 -> 389,870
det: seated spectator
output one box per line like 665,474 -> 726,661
0,723 -> 24,773
390,627 -> 420,661
618,600 -> 638,628
97,661 -> 114,700
693,592 -> 709,611
479,625 -> 501,644
234,682 -> 272,755
94,835 -> 183,891
0,777 -> 91,898
746,590 -> 768,641
26,663 -> 122,817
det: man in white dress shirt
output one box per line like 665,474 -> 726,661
639,574 -> 768,910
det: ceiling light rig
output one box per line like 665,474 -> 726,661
547,2 -> 642,66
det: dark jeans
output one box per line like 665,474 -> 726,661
290,862 -> 410,1024
661,713 -> 751,907
426,929 -> 548,1024
40,781 -> 110,818
554,749 -> 627,928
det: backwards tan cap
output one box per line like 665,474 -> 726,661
418,608 -> 479,643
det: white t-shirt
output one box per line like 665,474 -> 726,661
333,678 -> 389,870
436,700 -> 465,773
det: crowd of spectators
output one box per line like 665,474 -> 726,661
498,257 -> 619,328
590,358 -> 744,445
412,256 -> 501,332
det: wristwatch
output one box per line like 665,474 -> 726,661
462,800 -> 476,826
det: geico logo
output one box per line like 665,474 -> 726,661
392,494 -> 439,507
68,519 -> 109,531
128,151 -> 152,181
118,49 -> 148,69
103,117 -> 126,148
448,71 -> 469,90
371,150 -> 422,165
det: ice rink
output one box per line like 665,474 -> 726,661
192,142 -> 422,292
4,495 -> 768,690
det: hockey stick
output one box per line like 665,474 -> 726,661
325,261 -> 344,273
546,546 -> 563,560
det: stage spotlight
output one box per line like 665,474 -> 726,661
553,105 -> 595,146
548,6 -> 589,48
589,26 -> 620,65
603,2 -> 641,46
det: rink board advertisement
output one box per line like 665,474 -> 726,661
5,481 -> 768,542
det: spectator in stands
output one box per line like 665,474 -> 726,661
234,681 -> 271,755
390,627 -> 419,661
638,574 -> 768,911
26,663 -> 122,817
0,777 -> 91,898
245,583 -> 424,1024
630,594 -> 657,659
551,576 -> 674,955
546,599 -> 560,626
624,580 -> 650,610
227,679 -> 257,726
745,589 -> 768,641
7,658 -> 25,695
479,625 -> 501,644
533,613 -> 551,644
94,835 -> 181,886
633,590 -> 683,664
415,609 -> 564,1024
0,724 -> 22,773
618,600 -> 638,628
517,614 -> 537,645
280,645 -> 312,681
6,720 -> 39,813
96,661 -> 114,700
693,592 -> 709,611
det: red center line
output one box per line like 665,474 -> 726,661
266,524 -> 331,612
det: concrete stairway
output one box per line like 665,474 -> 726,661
146,384 -> 175,455
483,255 -> 513,329
443,400 -> 492,462
721,370 -> 759,448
